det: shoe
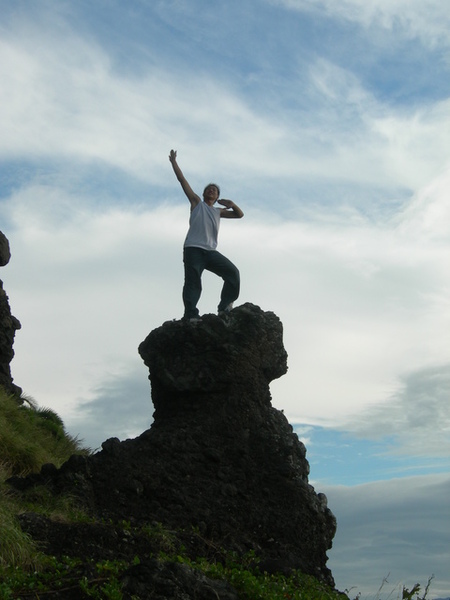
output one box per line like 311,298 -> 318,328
182,315 -> 202,323
189,317 -> 202,323
218,303 -> 233,315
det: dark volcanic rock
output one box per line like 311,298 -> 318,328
10,303 -> 337,593
136,304 -> 336,584
140,303 -> 288,411
0,230 -> 11,267
0,231 -> 22,396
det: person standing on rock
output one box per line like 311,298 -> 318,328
169,149 -> 244,321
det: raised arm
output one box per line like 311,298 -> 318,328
169,150 -> 200,210
218,199 -> 244,219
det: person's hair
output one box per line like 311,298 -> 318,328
203,183 -> 220,197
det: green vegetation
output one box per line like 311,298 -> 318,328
0,388 -> 435,599
0,390 -> 90,585
0,392 -> 87,477
188,552 -> 346,600
0,556 -> 129,600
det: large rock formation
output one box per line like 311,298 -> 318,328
137,304 -> 336,583
0,231 -> 22,396
10,303 -> 336,597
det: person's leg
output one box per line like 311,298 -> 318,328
182,247 -> 205,319
205,250 -> 240,312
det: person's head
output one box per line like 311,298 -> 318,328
203,183 -> 220,205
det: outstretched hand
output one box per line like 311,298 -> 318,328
218,199 -> 232,208
169,149 -> 177,163
218,198 -> 244,219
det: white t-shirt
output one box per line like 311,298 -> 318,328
184,201 -> 221,251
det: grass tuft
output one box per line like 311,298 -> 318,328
0,498 -> 40,572
0,390 -> 88,477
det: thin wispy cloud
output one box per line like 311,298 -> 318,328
342,364 -> 450,456
2,4 -> 450,201
271,0 -> 450,48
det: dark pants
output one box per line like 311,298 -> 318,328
183,247 -> 240,318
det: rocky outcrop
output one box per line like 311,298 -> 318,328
0,231 -> 22,396
10,304 -> 336,594
0,230 -> 11,266
137,304 -> 336,583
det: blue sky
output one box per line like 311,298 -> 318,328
1,0 -> 449,597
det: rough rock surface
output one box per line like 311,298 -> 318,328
0,230 -> 11,266
9,303 -> 337,597
137,304 -> 336,583
0,231 -> 22,396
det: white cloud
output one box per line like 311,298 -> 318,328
267,170 -> 448,428
398,166 -> 450,242
270,0 -> 450,49
3,157 -> 447,450
2,5 -> 450,208
300,56 -> 450,191
2,0 -> 448,435
3,185 -> 186,416
0,16 -> 286,185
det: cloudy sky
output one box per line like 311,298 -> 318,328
1,0 -> 449,597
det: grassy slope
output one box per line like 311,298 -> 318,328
0,392 -> 87,477
0,391 -> 88,574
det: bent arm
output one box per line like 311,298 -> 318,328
169,150 -> 201,210
218,199 -> 244,219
